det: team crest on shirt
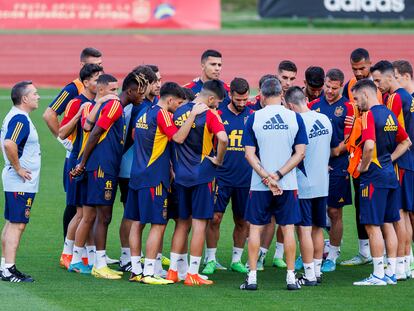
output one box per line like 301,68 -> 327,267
162,199 -> 168,219
26,198 -> 32,207
334,106 -> 344,117
25,208 -> 30,219
105,180 -> 113,201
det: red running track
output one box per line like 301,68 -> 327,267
0,34 -> 413,88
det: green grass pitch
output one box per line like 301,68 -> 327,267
0,88 -> 413,311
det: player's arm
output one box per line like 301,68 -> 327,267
83,94 -> 120,132
3,115 -> 31,181
331,102 -> 354,157
58,100 -> 84,140
358,111 -> 375,173
170,104 -> 208,144
42,107 -> 60,137
205,110 -> 228,166
391,120 -> 411,162
271,113 -> 307,180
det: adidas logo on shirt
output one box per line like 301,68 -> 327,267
136,113 -> 149,130
309,120 -> 329,138
263,114 -> 288,130
384,115 -> 398,132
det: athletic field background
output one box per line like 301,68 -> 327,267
0,88 -> 413,310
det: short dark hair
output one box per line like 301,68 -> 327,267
278,60 -> 297,73
261,78 -> 282,98
11,80 -> 33,106
79,64 -> 103,82
201,49 -> 222,62
80,47 -> 102,62
350,48 -> 370,63
230,77 -> 249,95
351,78 -> 378,94
305,66 -> 325,88
201,80 -> 226,100
393,60 -> 413,79
97,74 -> 117,86
285,86 -> 306,106
370,60 -> 394,75
259,74 -> 278,89
146,64 -> 159,74
122,71 -> 148,92
132,65 -> 157,84
182,87 -> 196,102
160,82 -> 186,100
326,68 -> 344,84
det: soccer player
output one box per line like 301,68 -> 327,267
184,49 -> 230,109
57,64 -> 104,269
69,74 -> 132,279
125,82 -> 208,284
304,66 -> 325,101
117,66 -> 156,272
393,60 -> 414,97
352,79 -> 411,286
309,69 -> 355,272
166,80 -> 228,286
203,78 -> 252,275
341,48 -> 379,267
247,74 -> 277,111
285,86 -> 332,285
0,81 -> 40,282
371,60 -> 414,279
240,78 -> 307,291
278,60 -> 297,95
43,47 -> 103,240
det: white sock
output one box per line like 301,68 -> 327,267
410,247 -> 413,263
62,238 -> 74,255
396,257 -> 405,276
95,250 -> 107,269
188,256 -> 201,275
120,247 -> 131,266
405,256 -> 411,273
177,253 -> 188,277
1,257 -> 5,271
86,245 -> 96,266
323,239 -> 330,254
274,242 -> 284,259
314,258 -> 322,278
260,247 -> 268,257
358,239 -> 370,258
3,263 -> 14,277
303,262 -> 316,281
169,252 -> 180,271
286,269 -> 296,284
206,248 -> 217,262
386,257 -> 396,276
232,247 -> 243,263
71,246 -> 84,264
82,247 -> 87,259
143,258 -> 156,276
326,245 -> 340,263
155,253 -> 163,275
248,270 -> 257,284
373,257 -> 385,278
131,256 -> 143,275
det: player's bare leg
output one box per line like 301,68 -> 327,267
118,217 -> 132,271
323,207 -> 342,271
60,207 -> 83,269
394,210 -> 408,279
257,217 -> 275,270
273,225 -> 286,268
3,223 -> 26,266
129,220 -> 143,279
312,226 -> 324,281
167,218 -> 191,282
383,223 -> 398,279
403,212 -> 412,276
298,226 -> 317,284
247,224 -> 263,277
204,212 -> 223,272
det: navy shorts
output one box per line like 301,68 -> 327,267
176,182 -> 214,220
298,197 -> 327,227
399,168 -> 414,212
124,184 -> 168,225
167,182 -> 179,220
245,190 -> 301,226
118,177 -> 130,204
214,185 -> 249,218
63,157 -> 70,193
360,183 -> 400,226
328,174 -> 352,208
4,192 -> 36,224
85,171 -> 118,206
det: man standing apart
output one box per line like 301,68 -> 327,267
240,78 -> 307,291
1,81 -> 41,282
352,79 -> 411,286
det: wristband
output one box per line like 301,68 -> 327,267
276,170 -> 283,180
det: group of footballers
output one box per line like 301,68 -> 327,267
1,46 -> 414,290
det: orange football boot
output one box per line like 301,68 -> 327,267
184,273 -> 214,286
60,254 -> 72,269
166,269 -> 179,283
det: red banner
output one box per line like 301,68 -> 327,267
0,0 -> 221,29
